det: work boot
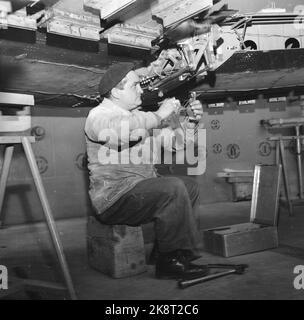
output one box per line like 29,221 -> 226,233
155,252 -> 209,280
175,249 -> 201,263
149,247 -> 201,265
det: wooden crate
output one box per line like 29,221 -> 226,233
87,216 -> 147,278
203,222 -> 278,257
204,165 -> 281,257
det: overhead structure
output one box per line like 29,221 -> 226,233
84,0 -> 137,20
4,1 -> 304,107
1,0 -> 236,50
46,0 -> 102,41
0,0 -> 238,106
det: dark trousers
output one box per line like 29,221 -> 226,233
96,176 -> 202,254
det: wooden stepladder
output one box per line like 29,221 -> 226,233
0,92 -> 76,300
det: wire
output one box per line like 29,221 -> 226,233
26,59 -> 105,74
7,88 -> 100,104
36,93 -> 99,104
224,30 -> 302,38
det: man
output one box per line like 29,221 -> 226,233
85,62 -> 207,280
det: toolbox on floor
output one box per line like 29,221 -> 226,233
203,164 -> 282,257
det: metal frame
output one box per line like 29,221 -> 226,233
250,164 -> 282,225
266,119 -> 304,215
250,165 -> 261,223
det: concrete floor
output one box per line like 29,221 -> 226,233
0,201 -> 304,300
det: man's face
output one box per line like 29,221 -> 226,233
117,71 -> 143,110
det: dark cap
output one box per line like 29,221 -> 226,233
98,62 -> 135,96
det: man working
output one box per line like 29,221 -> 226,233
85,62 -> 207,280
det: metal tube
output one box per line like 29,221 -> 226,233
0,146 -> 14,227
295,126 -> 303,199
269,136 -> 304,141
275,141 -> 280,165
178,270 -> 236,289
279,139 -> 293,216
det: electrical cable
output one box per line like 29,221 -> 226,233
7,88 -> 100,104
26,59 -> 105,74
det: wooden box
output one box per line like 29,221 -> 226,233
87,216 -> 147,278
204,165 -> 281,257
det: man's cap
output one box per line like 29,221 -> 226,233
98,62 -> 135,96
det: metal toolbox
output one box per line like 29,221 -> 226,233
203,165 -> 282,257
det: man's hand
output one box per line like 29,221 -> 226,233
129,128 -> 148,141
155,98 -> 181,120
186,100 -> 204,128
189,99 -> 203,121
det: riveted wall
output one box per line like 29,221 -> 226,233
1,99 -> 302,225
